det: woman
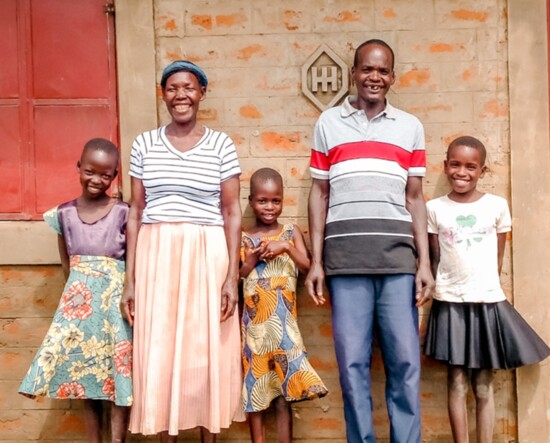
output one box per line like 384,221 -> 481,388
121,60 -> 244,442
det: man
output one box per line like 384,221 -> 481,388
305,39 -> 434,443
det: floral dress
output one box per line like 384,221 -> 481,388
241,224 -> 327,412
19,200 -> 133,406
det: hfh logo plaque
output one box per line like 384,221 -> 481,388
301,44 -> 349,111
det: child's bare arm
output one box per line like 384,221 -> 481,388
258,227 -> 311,274
57,235 -> 70,280
240,243 -> 261,279
286,226 -> 310,274
497,232 -> 507,275
428,233 -> 440,279
121,177 -> 145,326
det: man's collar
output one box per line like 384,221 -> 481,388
341,95 -> 397,120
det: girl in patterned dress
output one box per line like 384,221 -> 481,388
240,168 -> 328,443
19,139 -> 133,443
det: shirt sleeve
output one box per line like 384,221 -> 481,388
496,197 -> 512,233
426,200 -> 438,234
129,132 -> 146,179
408,119 -> 426,177
310,118 -> 330,180
43,207 -> 61,235
219,133 -> 241,181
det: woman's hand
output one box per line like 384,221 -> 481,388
220,275 -> 238,322
220,175 -> 241,322
120,286 -> 135,327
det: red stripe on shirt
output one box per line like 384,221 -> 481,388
310,149 -> 330,171
327,141 -> 424,170
410,149 -> 426,168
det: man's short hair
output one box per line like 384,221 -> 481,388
353,39 -> 395,70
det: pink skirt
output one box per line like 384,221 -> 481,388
129,222 -> 244,435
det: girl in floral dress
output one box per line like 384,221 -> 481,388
19,138 -> 133,442
240,168 -> 327,443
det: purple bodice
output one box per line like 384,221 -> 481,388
57,200 -> 129,259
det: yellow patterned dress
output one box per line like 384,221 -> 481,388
241,224 -> 327,412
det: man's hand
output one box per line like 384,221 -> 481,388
305,262 -> 327,305
415,263 -> 435,307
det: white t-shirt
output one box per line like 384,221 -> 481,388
427,193 -> 511,303
129,126 -> 241,225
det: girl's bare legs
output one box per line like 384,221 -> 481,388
273,396 -> 292,443
160,431 -> 177,442
248,411 -> 266,443
471,369 -> 495,443
200,427 -> 217,443
448,366 -> 469,443
110,404 -> 130,443
83,399 -> 103,443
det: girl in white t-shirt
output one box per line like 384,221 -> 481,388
424,136 -> 549,443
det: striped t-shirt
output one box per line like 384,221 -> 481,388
310,96 -> 426,275
129,126 -> 241,225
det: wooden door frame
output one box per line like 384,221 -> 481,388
508,1 -> 550,441
114,0 -> 157,201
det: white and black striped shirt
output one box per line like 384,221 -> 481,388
129,126 -> 241,225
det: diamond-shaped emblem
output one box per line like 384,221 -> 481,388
301,44 -> 349,111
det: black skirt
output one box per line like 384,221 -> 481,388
424,299 -> 550,369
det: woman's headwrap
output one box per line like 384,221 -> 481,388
160,60 -> 208,88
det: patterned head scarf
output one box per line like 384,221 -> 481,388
160,60 -> 208,88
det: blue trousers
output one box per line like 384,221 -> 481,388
328,274 -> 421,443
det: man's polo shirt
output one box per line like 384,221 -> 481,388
310,96 -> 426,275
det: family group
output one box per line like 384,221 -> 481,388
18,39 -> 550,443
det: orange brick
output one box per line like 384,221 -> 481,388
183,0 -> 251,35
155,0 -> 185,37
477,96 -> 509,120
249,126 -> 312,157
286,158 -> 311,188
0,318 -> 51,347
397,68 -> 431,88
397,30 -> 477,63
436,1 -> 499,29
0,349 -> 36,380
452,9 -> 489,22
293,406 -> 346,439
251,2 -> 313,34
376,0 -> 435,31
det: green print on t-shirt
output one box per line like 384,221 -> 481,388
456,214 -> 483,247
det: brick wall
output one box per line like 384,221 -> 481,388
1,0 -> 518,441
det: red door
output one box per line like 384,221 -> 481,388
0,0 -> 118,220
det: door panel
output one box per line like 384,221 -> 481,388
0,0 -> 19,98
0,107 -> 23,213
0,0 -> 118,219
31,0 -> 110,99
